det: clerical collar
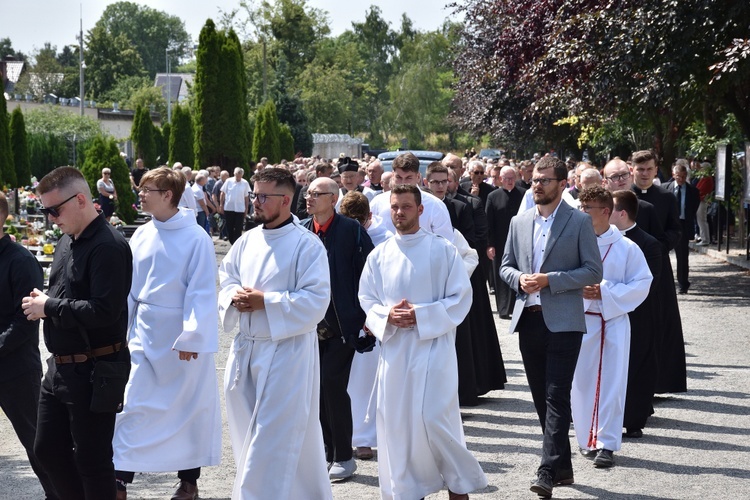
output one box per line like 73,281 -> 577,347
264,215 -> 294,230
313,213 -> 335,235
620,222 -> 637,234
370,183 -> 382,190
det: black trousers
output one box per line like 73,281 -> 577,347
225,211 -> 245,244
116,468 -> 200,484
675,219 -> 691,291
517,311 -> 583,480
0,370 -> 60,499
319,336 -> 355,463
35,351 -> 128,500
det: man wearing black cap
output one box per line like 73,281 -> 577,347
339,158 -> 364,195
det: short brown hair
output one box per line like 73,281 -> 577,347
425,161 -> 449,179
37,166 -> 86,195
392,152 -> 420,173
252,168 -> 296,195
339,191 -> 370,226
612,190 -> 639,221
139,167 -> 186,208
534,156 -> 567,181
391,183 -> 421,205
579,185 -> 613,213
631,150 -> 656,165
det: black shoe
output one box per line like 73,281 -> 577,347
580,447 -> 597,459
623,428 -> 643,438
554,468 -> 574,486
593,449 -> 615,468
530,471 -> 553,498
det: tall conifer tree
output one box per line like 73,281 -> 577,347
0,92 -> 16,187
9,107 -> 31,187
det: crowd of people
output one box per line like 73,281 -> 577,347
0,146 -> 701,499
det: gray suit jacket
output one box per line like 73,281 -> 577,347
500,201 -> 602,334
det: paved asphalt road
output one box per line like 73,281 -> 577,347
1,244 -> 749,499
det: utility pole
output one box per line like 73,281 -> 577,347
79,5 -> 84,116
166,47 -> 171,123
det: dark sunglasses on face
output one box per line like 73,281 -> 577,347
40,193 -> 78,217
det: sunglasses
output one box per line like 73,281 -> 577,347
40,193 -> 78,217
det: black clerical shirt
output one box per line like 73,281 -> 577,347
43,215 -> 132,355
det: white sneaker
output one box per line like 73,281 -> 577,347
329,458 -> 357,480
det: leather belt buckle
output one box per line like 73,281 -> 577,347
525,305 -> 543,313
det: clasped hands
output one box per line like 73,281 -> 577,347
387,298 -> 416,329
232,287 -> 265,313
21,288 -> 48,321
582,284 -> 602,300
519,273 -> 549,295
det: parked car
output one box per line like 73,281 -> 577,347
478,148 -> 504,161
378,150 -> 445,177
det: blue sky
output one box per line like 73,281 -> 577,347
2,0 -> 455,57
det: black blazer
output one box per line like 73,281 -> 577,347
663,180 -> 700,228
460,179 -> 496,207
485,187 -> 524,251
301,214 -> 374,344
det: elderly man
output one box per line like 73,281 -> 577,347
220,167 -> 251,244
359,184 -> 487,500
663,161 -> 700,294
177,167 -> 197,214
486,166 -> 525,319
219,169 -> 333,499
460,160 -> 495,206
568,162 -> 596,200
23,167 -> 132,499
500,156 -> 602,497
302,177 -> 374,480
363,160 -> 384,201
191,172 -> 211,232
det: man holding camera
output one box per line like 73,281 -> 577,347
303,177 -> 374,480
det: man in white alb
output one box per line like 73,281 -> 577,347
571,186 -> 652,468
358,184 -> 487,500
113,167 -> 221,500
218,169 -> 333,500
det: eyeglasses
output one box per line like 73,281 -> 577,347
138,187 -> 168,194
250,192 -> 286,204
304,191 -> 334,199
40,193 -> 78,218
606,173 -> 631,182
471,171 -> 485,176
427,179 -> 448,186
579,205 -> 608,212
531,177 -> 564,186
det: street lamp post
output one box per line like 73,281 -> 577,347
166,47 -> 171,123
79,14 -> 84,116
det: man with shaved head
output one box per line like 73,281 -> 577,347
302,177 -> 374,480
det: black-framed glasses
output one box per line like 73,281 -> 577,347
579,205 -> 608,212
303,191 -> 334,200
250,192 -> 286,204
531,177 -> 564,186
138,187 -> 168,194
40,193 -> 78,218
427,179 -> 449,186
606,173 -> 631,182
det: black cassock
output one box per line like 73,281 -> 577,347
486,187 -> 525,318
446,193 -> 507,406
623,225 -> 662,430
633,185 -> 688,394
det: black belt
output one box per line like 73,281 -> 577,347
54,342 -> 123,365
525,305 -> 543,313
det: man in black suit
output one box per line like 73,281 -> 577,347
485,166 -> 525,319
302,177 -> 374,480
610,190 -> 662,438
515,160 -> 533,192
663,162 -> 700,293
460,160 -> 496,207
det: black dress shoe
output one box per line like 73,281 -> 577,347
593,449 -> 615,468
554,468 -> 574,486
530,471 -> 553,498
623,428 -> 643,438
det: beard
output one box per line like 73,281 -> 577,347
532,190 -> 556,206
252,207 -> 278,224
